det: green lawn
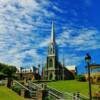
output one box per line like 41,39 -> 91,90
47,80 -> 100,96
0,86 -> 28,100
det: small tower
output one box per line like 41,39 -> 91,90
46,22 -> 59,80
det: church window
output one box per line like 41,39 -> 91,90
50,48 -> 52,52
53,49 -> 55,53
49,59 -> 53,67
49,73 -> 53,80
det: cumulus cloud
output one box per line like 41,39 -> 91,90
0,0 -> 56,68
56,27 -> 100,66
57,28 -> 100,51
0,0 -> 100,68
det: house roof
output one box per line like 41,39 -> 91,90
65,65 -> 76,70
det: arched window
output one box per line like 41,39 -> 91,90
50,48 -> 52,54
49,59 -> 53,67
49,73 -> 53,80
50,45 -> 54,54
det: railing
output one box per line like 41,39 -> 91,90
64,92 -> 89,100
14,80 -> 38,99
47,86 -> 65,99
28,81 -> 43,90
14,81 -> 91,100
14,80 -> 32,92
28,82 -> 64,99
80,93 -> 89,100
64,92 -> 74,100
47,86 -> 90,100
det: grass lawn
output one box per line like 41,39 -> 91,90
0,86 -> 29,100
47,80 -> 100,97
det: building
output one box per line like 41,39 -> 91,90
16,67 -> 33,80
83,64 -> 100,83
43,22 -> 74,80
66,65 -> 77,75
16,66 -> 41,80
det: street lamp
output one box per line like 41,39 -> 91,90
85,53 -> 92,100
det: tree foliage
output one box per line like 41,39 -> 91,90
0,63 -> 17,87
76,75 -> 86,82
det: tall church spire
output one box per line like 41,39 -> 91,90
51,21 -> 55,43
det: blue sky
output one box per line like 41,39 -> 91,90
0,0 -> 100,73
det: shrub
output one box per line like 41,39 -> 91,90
12,85 -> 21,95
76,75 -> 86,82
43,96 -> 55,100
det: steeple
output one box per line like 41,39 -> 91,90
51,21 -> 55,43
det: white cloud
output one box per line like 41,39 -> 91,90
0,0 -> 99,68
0,0 -> 56,68
53,5 -> 63,13
56,27 -> 100,66
57,28 -> 100,51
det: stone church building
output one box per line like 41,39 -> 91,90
43,22 -> 74,80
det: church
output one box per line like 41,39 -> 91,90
43,22 -> 75,80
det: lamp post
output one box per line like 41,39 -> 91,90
85,53 -> 92,100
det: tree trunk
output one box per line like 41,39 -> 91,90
7,78 -> 12,88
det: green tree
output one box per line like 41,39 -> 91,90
0,63 -> 17,88
3,65 -> 17,88
0,72 -> 6,80
76,75 -> 86,82
0,63 -> 7,79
